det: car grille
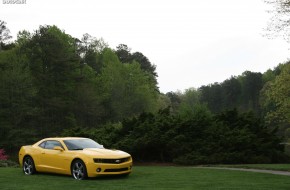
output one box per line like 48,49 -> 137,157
93,157 -> 131,164
104,168 -> 129,172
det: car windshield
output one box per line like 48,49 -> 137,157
63,139 -> 103,150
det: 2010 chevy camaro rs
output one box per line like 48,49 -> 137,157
19,137 -> 133,180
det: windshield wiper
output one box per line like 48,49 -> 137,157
70,148 -> 83,150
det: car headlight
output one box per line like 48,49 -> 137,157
93,158 -> 104,163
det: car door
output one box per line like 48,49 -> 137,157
40,140 -> 71,174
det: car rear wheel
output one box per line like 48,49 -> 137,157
71,159 -> 87,180
23,156 -> 36,175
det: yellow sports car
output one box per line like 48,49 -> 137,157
19,137 -> 133,180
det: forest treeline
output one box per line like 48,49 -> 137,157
0,21 -> 289,164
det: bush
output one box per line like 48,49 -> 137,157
0,149 -> 8,160
0,160 -> 19,167
61,109 -> 289,164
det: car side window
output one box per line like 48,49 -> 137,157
38,141 -> 46,148
44,140 -> 64,150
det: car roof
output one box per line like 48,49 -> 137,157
41,137 -> 89,141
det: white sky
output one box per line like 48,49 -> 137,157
1,0 -> 289,93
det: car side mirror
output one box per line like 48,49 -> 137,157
53,146 -> 64,151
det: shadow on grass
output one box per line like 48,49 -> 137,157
31,172 -> 72,179
32,171 -> 131,181
89,174 -> 130,181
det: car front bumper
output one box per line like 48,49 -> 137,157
86,161 -> 133,177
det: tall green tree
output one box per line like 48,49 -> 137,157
131,52 -> 157,77
177,88 -> 209,119
76,33 -> 108,74
115,44 -> 158,90
115,44 -> 131,63
21,25 -> 81,136
221,77 -> 241,109
0,47 -> 36,149
199,83 -> 224,113
239,71 -> 263,114
97,48 -> 158,121
73,64 -> 106,128
166,91 -> 182,113
260,62 -> 290,135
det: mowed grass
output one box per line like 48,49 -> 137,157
1,166 -> 290,190
213,164 -> 290,171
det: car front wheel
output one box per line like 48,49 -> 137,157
23,156 -> 36,175
71,159 -> 87,180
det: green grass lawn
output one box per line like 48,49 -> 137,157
212,164 -> 290,171
1,166 -> 290,190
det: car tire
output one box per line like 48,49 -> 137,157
23,156 -> 36,175
71,159 -> 87,180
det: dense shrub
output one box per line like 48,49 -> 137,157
63,109 -> 289,164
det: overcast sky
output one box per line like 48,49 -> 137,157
1,0 -> 289,93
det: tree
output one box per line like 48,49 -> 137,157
156,93 -> 171,111
73,64 -> 106,128
264,0 -> 290,41
166,91 -> 182,112
0,20 -> 12,51
115,44 -> 131,63
262,69 -> 276,83
115,44 -> 158,90
77,33 -> 108,74
0,47 -> 37,149
96,48 -> 158,121
239,71 -> 263,114
16,30 -> 32,46
221,77 -> 241,109
260,62 -> 290,135
21,25 -> 81,136
131,52 -> 157,77
177,88 -> 210,119
199,83 -> 224,113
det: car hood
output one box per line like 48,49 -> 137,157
81,148 -> 130,158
